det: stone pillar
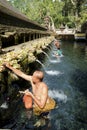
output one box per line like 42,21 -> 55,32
33,33 -> 35,40
26,33 -> 29,42
24,33 -> 26,43
0,36 -> 2,53
39,34 -> 41,38
36,33 -> 38,39
14,33 -> 19,44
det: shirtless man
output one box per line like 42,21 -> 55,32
3,63 -> 55,115
54,39 -> 60,49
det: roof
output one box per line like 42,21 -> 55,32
0,0 -> 47,30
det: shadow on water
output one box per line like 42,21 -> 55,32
1,41 -> 87,130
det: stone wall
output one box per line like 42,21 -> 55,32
0,36 -> 54,124
0,36 -> 54,101
81,22 -> 87,40
81,21 -> 87,33
0,24 -> 50,50
0,0 -> 47,31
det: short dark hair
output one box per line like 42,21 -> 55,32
33,71 -> 44,81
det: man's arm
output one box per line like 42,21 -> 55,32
3,63 -> 32,82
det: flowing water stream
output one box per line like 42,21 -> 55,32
1,40 -> 87,130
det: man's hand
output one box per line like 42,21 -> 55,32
19,89 -> 32,97
24,89 -> 29,93
3,63 -> 11,68
25,89 -> 32,96
19,91 -> 25,94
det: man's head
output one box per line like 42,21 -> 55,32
32,71 -> 44,83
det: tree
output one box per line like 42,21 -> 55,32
7,0 -> 87,30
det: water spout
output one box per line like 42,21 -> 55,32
36,59 -> 45,69
46,47 -> 51,51
49,45 -> 53,50
42,51 -> 50,60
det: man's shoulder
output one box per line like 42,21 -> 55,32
40,82 -> 48,89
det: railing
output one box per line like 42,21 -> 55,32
0,0 -> 51,50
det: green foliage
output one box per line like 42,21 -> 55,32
8,0 -> 87,29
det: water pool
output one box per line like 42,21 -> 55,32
1,40 -> 87,130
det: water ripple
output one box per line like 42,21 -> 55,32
48,89 -> 67,103
45,70 -> 63,75
50,59 -> 61,63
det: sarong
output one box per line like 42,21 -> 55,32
23,94 -> 32,109
33,98 -> 56,116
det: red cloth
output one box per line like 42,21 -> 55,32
23,94 -> 32,109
